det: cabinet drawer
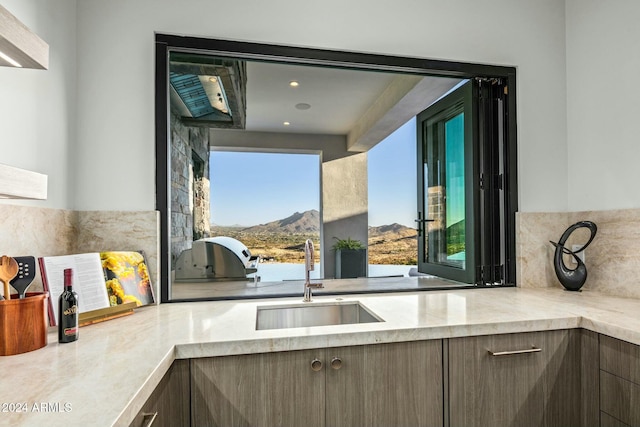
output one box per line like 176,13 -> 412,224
449,329 -> 582,427
600,335 -> 640,385
601,411 -> 631,427
600,370 -> 640,426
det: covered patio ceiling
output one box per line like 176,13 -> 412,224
170,54 -> 463,153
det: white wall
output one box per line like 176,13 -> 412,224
11,1 -> 638,215
74,0 -> 569,213
0,0 -> 76,209
566,0 -> 640,211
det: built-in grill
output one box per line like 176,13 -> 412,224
174,236 -> 259,281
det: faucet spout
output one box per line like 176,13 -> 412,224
303,239 -> 322,301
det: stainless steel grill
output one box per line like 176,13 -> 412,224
174,237 -> 259,281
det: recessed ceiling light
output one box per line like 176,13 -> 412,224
283,121 -> 290,126
209,77 -> 217,82
295,103 -> 311,110
289,81 -> 299,87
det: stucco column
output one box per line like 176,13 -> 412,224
322,152 -> 368,278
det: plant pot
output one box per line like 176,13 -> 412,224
0,292 -> 49,356
335,248 -> 367,279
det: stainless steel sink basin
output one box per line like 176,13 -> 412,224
256,301 -> 383,330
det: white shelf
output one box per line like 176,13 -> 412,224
0,163 -> 47,200
0,5 -> 48,70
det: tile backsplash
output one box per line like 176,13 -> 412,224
2,204 -> 638,301
0,205 -> 159,300
517,208 -> 640,298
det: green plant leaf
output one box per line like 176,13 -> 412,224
332,236 -> 365,250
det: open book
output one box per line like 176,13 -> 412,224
39,251 -> 155,326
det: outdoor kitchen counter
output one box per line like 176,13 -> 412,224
2,285 -> 640,426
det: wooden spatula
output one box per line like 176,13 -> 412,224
0,256 -> 19,301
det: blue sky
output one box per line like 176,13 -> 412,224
210,151 -> 320,226
210,118 -> 417,227
368,117 -> 417,227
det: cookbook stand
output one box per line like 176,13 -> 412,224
78,302 -> 137,327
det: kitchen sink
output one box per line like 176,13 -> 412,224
256,301 -> 383,330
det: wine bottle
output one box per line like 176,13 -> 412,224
58,268 -> 79,343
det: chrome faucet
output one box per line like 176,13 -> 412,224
303,239 -> 322,302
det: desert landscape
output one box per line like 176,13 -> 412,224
210,209 -> 417,265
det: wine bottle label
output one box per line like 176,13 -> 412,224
63,304 -> 77,316
63,327 -> 78,337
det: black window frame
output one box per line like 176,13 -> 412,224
155,34 -> 518,302
417,81 -> 478,283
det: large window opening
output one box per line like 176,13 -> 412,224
156,35 -> 517,302
209,151 -> 321,283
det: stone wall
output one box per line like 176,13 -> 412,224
170,113 -> 210,262
193,176 -> 210,241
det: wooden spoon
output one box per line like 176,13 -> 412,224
0,256 -> 19,301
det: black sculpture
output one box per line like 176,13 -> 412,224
549,221 -> 597,291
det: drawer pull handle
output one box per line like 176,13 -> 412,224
488,347 -> 542,357
141,412 -> 158,427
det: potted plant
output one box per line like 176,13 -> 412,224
332,237 -> 367,279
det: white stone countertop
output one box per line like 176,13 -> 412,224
2,285 -> 640,426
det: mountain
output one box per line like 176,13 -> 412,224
209,211 -> 418,265
239,209 -> 320,234
212,213 -> 417,237
369,223 -> 417,239
368,223 -> 417,265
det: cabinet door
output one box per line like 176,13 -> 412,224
449,329 -> 581,427
600,335 -> 640,426
325,340 -> 443,427
191,349 -> 325,427
600,370 -> 640,426
600,334 -> 640,384
129,359 -> 190,427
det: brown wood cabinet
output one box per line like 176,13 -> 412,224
129,359 -> 190,427
600,334 -> 640,426
191,348 -> 325,427
448,329 -> 596,427
325,340 -> 443,427
600,411 -> 631,427
128,328 -> 610,427
191,340 -> 443,427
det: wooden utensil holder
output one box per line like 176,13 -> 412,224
0,292 -> 48,356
